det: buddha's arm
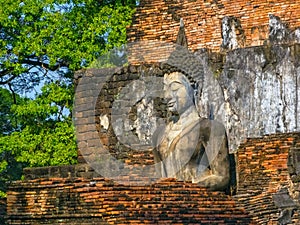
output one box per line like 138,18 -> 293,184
197,121 -> 230,191
197,135 -> 230,190
152,126 -> 167,177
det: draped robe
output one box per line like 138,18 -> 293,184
153,117 -> 230,190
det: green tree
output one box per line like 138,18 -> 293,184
0,0 -> 137,196
0,82 -> 77,196
0,0 -> 136,91
0,88 -> 24,197
1,82 -> 77,165
0,88 -> 19,135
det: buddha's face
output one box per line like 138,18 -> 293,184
163,72 -> 194,115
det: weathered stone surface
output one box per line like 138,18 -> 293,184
221,16 -> 245,51
192,44 -> 300,151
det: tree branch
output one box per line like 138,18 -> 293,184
21,59 -> 69,71
0,58 -> 68,85
0,74 -> 16,85
8,83 -> 16,104
0,67 -> 13,77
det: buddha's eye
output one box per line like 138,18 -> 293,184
170,82 -> 182,92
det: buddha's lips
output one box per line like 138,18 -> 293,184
167,101 -> 175,107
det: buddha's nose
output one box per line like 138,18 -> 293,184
164,88 -> 172,100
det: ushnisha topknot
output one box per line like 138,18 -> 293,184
165,44 -> 204,96
161,63 -> 197,86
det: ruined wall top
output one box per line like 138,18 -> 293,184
127,0 -> 300,55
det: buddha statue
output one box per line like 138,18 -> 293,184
153,72 -> 230,191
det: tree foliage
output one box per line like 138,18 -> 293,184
1,81 -> 77,164
0,0 -> 137,196
0,88 -> 22,135
0,0 -> 136,91
0,88 -> 24,197
0,82 -> 77,196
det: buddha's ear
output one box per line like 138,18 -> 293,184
191,82 -> 198,91
193,82 -> 202,115
197,80 -> 203,100
192,83 -> 198,98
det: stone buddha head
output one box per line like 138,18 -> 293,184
163,71 -> 195,115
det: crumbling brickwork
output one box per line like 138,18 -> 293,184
76,43 -> 300,163
128,0 -> 300,51
6,177 -> 255,225
75,63 -> 202,165
127,0 -> 300,64
5,132 -> 300,224
235,132 -> 300,224
75,65 -> 166,164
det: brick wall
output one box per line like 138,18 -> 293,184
6,132 -> 300,224
75,63 -> 184,165
23,164 -> 101,180
128,0 -> 300,52
235,132 -> 300,224
6,131 -> 300,224
6,177 -> 255,225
